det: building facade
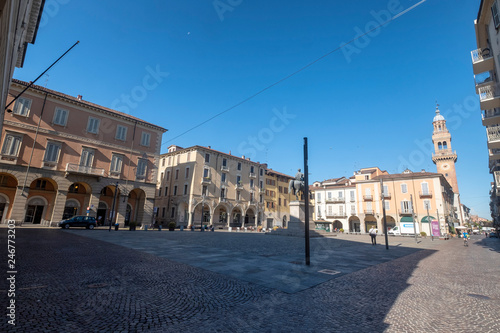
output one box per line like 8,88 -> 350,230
155,145 -> 266,229
0,79 -> 166,226
310,178 -> 357,232
354,168 -> 455,235
0,0 -> 45,135
472,0 -> 500,229
263,169 -> 293,229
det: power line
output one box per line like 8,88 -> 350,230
162,0 -> 428,146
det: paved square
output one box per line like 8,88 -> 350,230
1,228 -> 499,332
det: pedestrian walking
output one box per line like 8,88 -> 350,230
369,226 -> 377,245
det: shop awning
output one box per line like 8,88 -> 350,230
400,217 -> 414,222
421,216 -> 436,223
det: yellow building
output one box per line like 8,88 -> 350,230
355,167 -> 455,235
263,169 -> 293,229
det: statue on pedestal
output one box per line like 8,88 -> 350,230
289,168 -> 305,200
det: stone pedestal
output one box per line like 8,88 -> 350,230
288,200 -> 314,232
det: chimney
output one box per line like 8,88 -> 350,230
77,95 -> 82,100
208,146 -> 211,149
241,155 -> 245,159
229,150 -> 231,155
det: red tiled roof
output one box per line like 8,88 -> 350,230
10,79 -> 167,132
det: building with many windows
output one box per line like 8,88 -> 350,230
155,145 -> 266,229
263,169 -> 293,229
471,0 -> 500,228
354,167 -> 455,235
310,177 -> 356,232
0,79 -> 166,226
0,0 -> 45,135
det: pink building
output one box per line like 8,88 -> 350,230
0,79 -> 167,227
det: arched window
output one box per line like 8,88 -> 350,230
443,141 -> 448,149
438,125 -> 442,131
438,142 -> 442,150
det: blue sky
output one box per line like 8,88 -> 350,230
14,0 -> 489,217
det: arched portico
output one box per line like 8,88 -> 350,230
24,196 -> 48,224
193,202 -> 211,228
349,216 -> 360,233
230,207 -> 243,228
364,215 -> 377,233
244,207 -> 256,227
214,204 -> 229,228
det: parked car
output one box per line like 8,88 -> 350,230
489,231 -> 499,238
59,216 -> 97,229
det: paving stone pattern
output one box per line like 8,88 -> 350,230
0,228 -> 499,332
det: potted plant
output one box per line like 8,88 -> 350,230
420,231 -> 427,238
168,222 -> 176,231
129,221 -> 137,231
339,228 -> 344,233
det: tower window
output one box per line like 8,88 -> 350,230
438,142 -> 442,150
443,141 -> 448,149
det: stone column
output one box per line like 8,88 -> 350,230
87,191 -> 101,218
9,187 -> 28,223
139,197 -> 154,226
115,195 -> 129,227
50,190 -> 68,223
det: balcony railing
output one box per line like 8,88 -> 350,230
326,197 -> 345,203
400,209 -> 412,215
65,163 -> 105,177
419,191 -> 433,198
487,125 -> 500,147
235,182 -> 243,189
474,71 -> 494,93
479,85 -> 500,110
483,109 -> 500,126
471,48 -> 494,74
326,213 -> 347,218
249,172 -> 256,178
350,210 -> 356,215
363,194 -> 373,201
364,209 -> 374,215
201,177 -> 211,184
382,192 -> 391,199
221,165 -> 229,171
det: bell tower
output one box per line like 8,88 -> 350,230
431,105 -> 459,194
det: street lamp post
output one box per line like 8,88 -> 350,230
200,196 -> 204,231
427,205 -> 433,241
109,182 -> 119,232
380,179 -> 389,250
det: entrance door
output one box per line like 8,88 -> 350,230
25,205 -> 44,224
0,203 -> 5,223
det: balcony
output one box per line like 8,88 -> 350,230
474,71 -> 495,94
400,209 -> 412,216
221,165 -> 229,171
363,194 -> 373,201
478,85 -> 500,110
259,188 -> 265,193
326,197 -> 345,203
65,163 -> 105,177
471,48 -> 494,75
419,191 -> 433,198
487,124 -> 500,149
326,213 -> 347,218
482,108 -> 500,126
382,192 -> 391,199
235,182 -> 243,189
201,177 -> 211,184
249,172 -> 256,178
489,148 -> 500,161
350,210 -> 356,215
489,159 -> 500,172
364,209 -> 374,215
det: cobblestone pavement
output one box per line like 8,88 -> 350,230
0,228 -> 499,332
